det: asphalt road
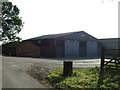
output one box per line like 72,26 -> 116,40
2,56 -> 48,89
2,56 -> 100,89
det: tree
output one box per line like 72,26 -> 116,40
0,1 -> 23,43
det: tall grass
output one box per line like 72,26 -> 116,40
48,67 -> 120,88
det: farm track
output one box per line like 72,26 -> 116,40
1,56 -> 100,88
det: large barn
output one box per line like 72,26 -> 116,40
13,31 -> 101,58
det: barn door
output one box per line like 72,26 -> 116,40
65,40 -> 72,57
72,41 -> 79,57
65,40 -> 79,58
87,41 -> 98,57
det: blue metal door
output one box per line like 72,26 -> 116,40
87,41 -> 98,57
65,40 -> 79,58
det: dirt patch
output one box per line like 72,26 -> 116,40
27,64 -> 54,88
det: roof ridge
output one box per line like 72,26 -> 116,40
28,31 -> 84,40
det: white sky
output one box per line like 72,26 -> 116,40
9,0 -> 119,40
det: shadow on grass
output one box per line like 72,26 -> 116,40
51,75 -> 65,82
97,70 -> 105,87
97,68 -> 120,88
49,74 -> 67,88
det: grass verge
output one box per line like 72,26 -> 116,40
47,67 -> 120,88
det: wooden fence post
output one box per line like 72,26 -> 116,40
101,47 -> 104,70
63,61 -> 73,76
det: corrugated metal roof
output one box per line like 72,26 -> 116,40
29,32 -> 76,40
28,31 -> 97,40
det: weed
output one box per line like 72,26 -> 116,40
48,67 -> 120,89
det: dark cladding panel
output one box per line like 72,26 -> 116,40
55,40 -> 64,58
56,47 -> 64,58
79,41 -> 86,57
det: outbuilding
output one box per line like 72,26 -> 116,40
15,31 -> 100,58
99,38 -> 120,49
3,31 -> 101,58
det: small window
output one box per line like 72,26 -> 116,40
81,35 -> 84,37
38,40 -> 42,44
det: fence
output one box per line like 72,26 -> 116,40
101,48 -> 120,70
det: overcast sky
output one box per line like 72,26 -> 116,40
8,0 -> 119,40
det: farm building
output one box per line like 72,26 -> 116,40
2,32 -> 120,58
99,38 -> 120,49
2,42 -> 19,56
13,31 -> 101,58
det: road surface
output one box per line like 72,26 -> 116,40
2,56 -> 100,88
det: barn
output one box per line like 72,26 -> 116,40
99,38 -> 120,49
15,31 -> 101,58
2,31 -> 101,58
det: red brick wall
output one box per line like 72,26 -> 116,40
16,41 -> 40,58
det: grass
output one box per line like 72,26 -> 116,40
47,67 -> 120,89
